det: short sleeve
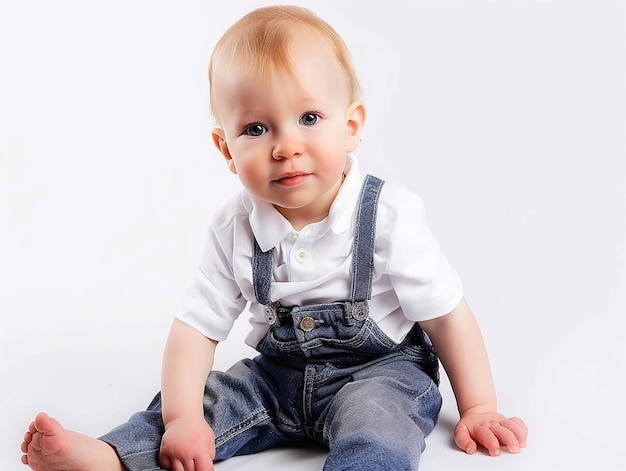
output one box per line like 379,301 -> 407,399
379,186 -> 463,321
176,214 -> 248,341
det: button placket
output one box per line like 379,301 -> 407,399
288,227 -> 315,275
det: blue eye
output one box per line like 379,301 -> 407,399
300,113 -> 319,126
245,124 -> 267,137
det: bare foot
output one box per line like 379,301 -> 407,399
21,412 -> 125,471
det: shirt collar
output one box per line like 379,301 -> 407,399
245,154 -> 364,252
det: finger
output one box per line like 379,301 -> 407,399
193,454 -> 215,471
490,422 -> 521,453
171,459 -> 186,471
507,417 -> 529,446
499,418 -> 528,448
454,424 -> 477,454
473,424 -> 501,456
159,452 -> 171,470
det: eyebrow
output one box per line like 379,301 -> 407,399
232,109 -> 266,124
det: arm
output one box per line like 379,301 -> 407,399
159,318 -> 219,471
419,298 -> 528,456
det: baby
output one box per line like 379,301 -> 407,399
22,5 -> 527,471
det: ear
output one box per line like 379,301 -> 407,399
211,127 -> 237,174
346,101 -> 367,153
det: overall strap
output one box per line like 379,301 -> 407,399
350,174 -> 384,304
252,239 -> 273,306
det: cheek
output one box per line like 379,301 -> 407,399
227,141 -> 256,173
313,130 -> 349,166
232,153 -> 266,185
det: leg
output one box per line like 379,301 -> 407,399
321,364 -> 442,470
21,412 -> 125,471
205,358 -> 303,460
20,357 -> 301,471
98,395 -> 166,470
98,358 -> 301,470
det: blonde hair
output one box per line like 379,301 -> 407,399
208,5 -> 362,120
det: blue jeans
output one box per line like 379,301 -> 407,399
100,315 -> 441,471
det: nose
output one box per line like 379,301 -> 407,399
272,126 -> 304,160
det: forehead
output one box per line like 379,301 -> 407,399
211,30 -> 351,118
211,27 -> 351,109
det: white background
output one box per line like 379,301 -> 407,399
2,1 -> 625,470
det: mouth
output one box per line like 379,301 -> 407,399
273,172 -> 311,187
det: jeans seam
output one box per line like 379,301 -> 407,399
214,408 -> 271,447
414,379 -> 438,401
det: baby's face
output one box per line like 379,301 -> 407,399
211,30 -> 364,228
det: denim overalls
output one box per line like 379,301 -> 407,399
101,175 -> 443,471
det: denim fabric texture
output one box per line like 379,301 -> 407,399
100,175 -> 442,470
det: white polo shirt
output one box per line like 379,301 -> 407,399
178,155 -> 463,347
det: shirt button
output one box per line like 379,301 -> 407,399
288,232 -> 298,241
295,248 -> 309,263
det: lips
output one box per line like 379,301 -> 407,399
274,172 -> 310,186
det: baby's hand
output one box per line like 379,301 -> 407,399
454,410 -> 528,457
160,414 -> 216,471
